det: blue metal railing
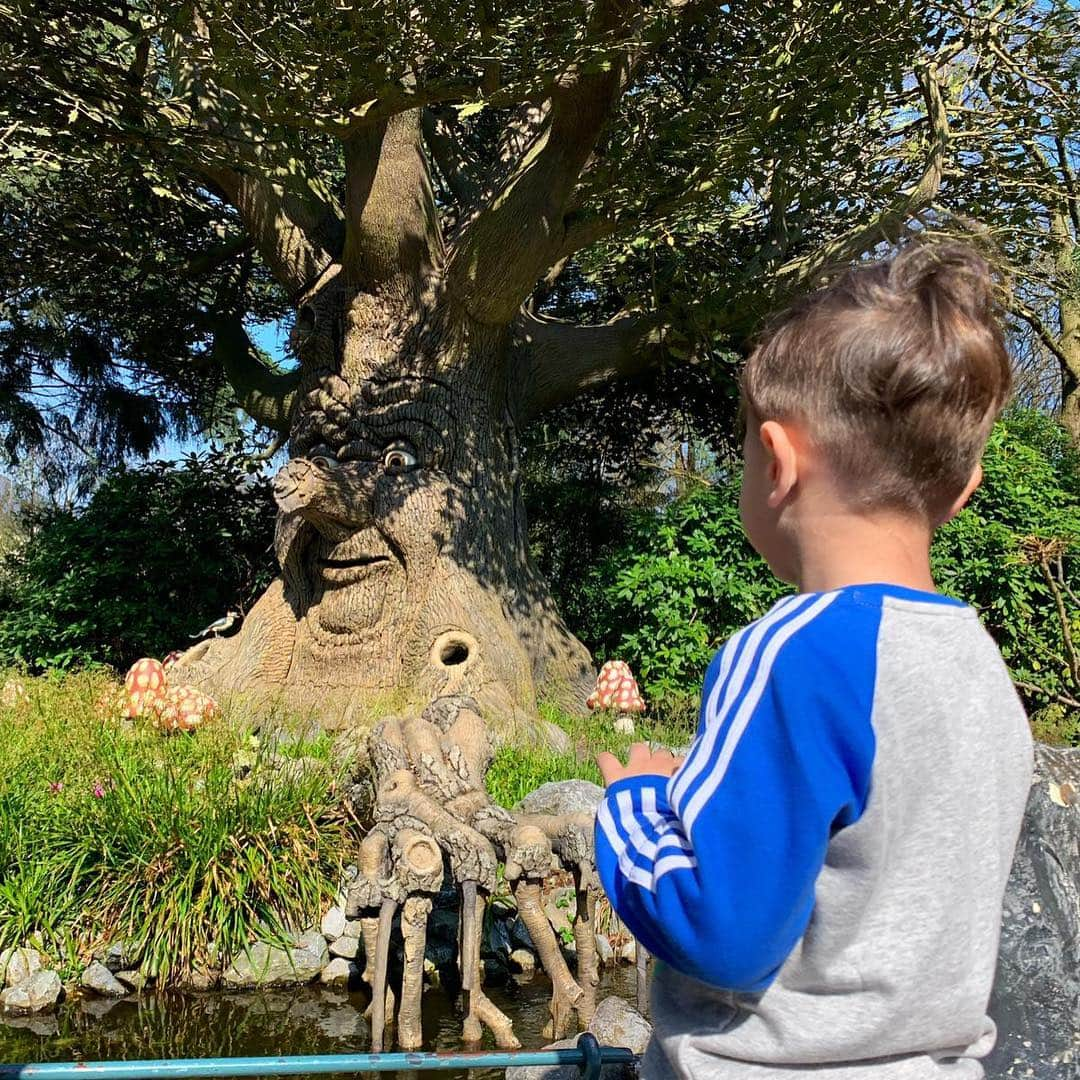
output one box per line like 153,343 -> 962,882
0,1033 -> 635,1080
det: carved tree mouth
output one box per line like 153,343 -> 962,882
319,555 -> 390,569
318,553 -> 392,585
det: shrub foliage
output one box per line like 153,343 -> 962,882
0,452 -> 277,671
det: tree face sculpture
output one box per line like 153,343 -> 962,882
4,1 -> 939,727
180,279 -> 594,727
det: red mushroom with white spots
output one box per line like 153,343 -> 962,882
116,657 -> 219,734
587,660 -> 645,734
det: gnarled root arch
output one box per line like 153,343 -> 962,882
347,694 -> 600,1050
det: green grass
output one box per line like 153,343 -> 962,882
485,700 -> 696,809
0,670 -> 355,983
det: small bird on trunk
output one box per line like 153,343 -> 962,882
191,610 -> 242,640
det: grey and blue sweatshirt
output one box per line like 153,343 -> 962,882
595,584 -> 1033,1078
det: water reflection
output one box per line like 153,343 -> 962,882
0,969 -> 638,1080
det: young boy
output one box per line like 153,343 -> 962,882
594,243 -> 1034,1079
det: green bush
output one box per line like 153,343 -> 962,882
0,671 -> 351,981
0,451 -> 277,672
583,476 -> 786,718
932,410 -> 1080,737
578,409 -> 1080,742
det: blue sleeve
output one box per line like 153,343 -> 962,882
594,592 -> 878,992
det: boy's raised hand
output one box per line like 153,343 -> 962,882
597,742 -> 684,786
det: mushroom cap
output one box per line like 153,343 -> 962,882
155,685 -> 219,733
587,660 -> 646,713
125,658 -> 167,697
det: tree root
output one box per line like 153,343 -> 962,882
460,883 -> 519,1049
513,878 -> 583,1040
398,895 -> 432,1051
369,897 -> 397,1052
573,867 -> 598,1027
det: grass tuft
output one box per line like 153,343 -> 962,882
485,700 -> 695,809
0,670 -> 355,982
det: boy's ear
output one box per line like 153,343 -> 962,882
941,462 -> 983,524
759,420 -> 799,508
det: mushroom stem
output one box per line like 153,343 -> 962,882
398,895 -> 432,1051
369,897 -> 397,1052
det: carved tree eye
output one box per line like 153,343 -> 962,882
382,445 -> 418,473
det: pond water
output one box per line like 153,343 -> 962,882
0,968 -> 639,1080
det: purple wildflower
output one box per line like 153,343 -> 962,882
92,782 -> 106,798
49,781 -> 63,794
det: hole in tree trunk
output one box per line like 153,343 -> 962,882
440,640 -> 470,666
430,630 -> 478,673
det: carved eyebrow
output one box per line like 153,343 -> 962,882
339,416 -> 448,467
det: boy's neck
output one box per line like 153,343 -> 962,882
790,506 -> 937,596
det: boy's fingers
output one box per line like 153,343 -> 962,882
627,742 -> 653,768
596,751 -> 623,785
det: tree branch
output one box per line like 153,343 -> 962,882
209,316 -> 302,432
1011,301 -> 1074,372
421,107 -> 485,216
511,311 -> 669,422
773,62 -> 949,294
200,165 -> 339,301
445,1 -> 640,324
341,109 -> 444,295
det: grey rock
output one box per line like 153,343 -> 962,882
1,970 -> 62,1014
541,722 -> 573,754
94,940 -> 142,974
1,947 -> 42,989
296,930 -> 330,966
178,967 -> 217,991
619,938 -> 637,965
222,939 -> 326,988
115,970 -> 147,992
425,907 -> 460,969
509,948 -> 536,975
518,780 -> 604,817
504,1037 -> 632,1080
343,919 -> 363,937
328,935 -> 360,960
590,996 -> 652,1054
483,914 -> 512,957
594,934 -> 615,967
81,961 -> 127,997
319,958 -> 359,986
987,744 -> 1080,1080
321,906 -> 347,940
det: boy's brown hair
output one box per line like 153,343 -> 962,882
742,242 -> 1012,520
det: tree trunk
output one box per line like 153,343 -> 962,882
175,281 -> 594,735
1056,295 -> 1080,441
